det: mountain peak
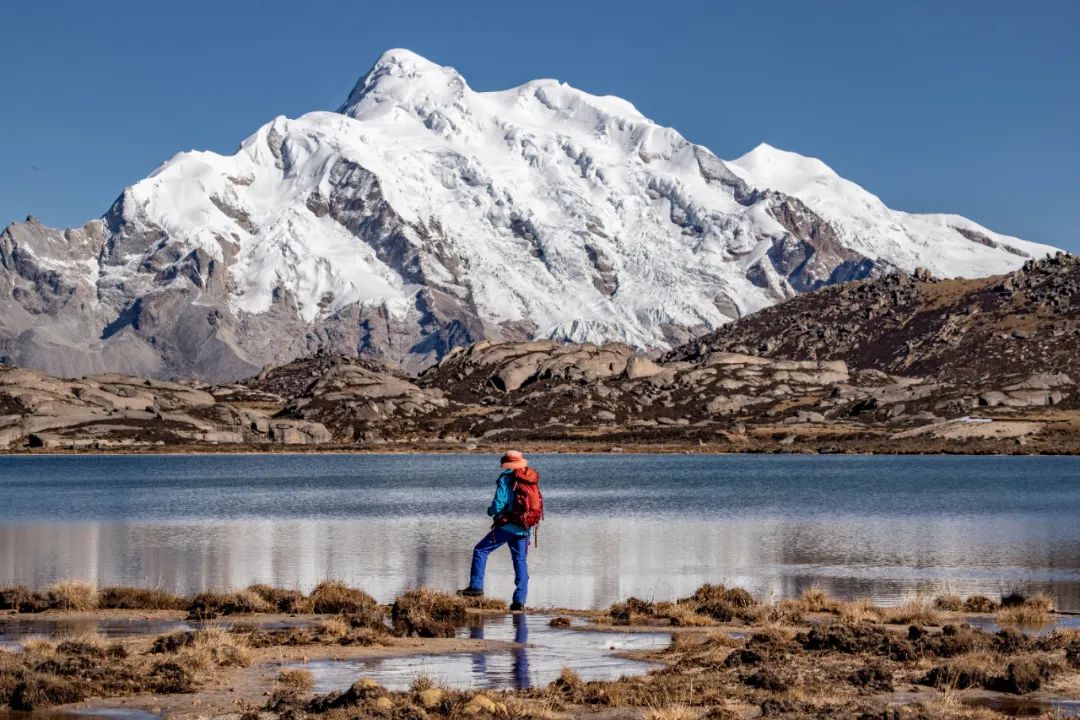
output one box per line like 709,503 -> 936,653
339,48 -> 466,116
734,143 -> 841,182
370,48 -> 449,76
0,50 -> 1057,383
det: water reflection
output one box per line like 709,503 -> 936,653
468,614 -> 530,690
0,454 -> 1078,610
2,515 -> 1079,610
961,696 -> 1080,717
299,614 -> 667,692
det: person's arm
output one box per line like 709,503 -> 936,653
488,473 -> 510,518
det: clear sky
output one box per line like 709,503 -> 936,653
1,0 -> 1077,251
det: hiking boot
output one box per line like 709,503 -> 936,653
457,587 -> 484,598
510,602 -> 525,612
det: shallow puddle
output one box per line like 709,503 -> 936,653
0,615 -> 324,650
963,613 -> 1080,636
297,613 -> 670,692
962,696 -> 1080,717
0,617 -> 193,649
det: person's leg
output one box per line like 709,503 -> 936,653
469,528 -> 507,592
507,533 -> 529,606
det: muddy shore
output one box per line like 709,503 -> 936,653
2,431 -> 1080,457
1,583 -> 1078,719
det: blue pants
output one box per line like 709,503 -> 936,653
469,526 -> 529,605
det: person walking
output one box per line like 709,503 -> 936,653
459,450 -> 543,611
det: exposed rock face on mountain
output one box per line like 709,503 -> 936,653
0,50 -> 1057,382
669,253 -> 1080,386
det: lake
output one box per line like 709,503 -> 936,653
1,453 -> 1078,611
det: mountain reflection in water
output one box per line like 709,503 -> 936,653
0,454 -> 1077,611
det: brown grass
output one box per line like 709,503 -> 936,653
98,586 -> 186,610
318,615 -> 349,638
933,593 -> 963,612
836,598 -> 880,624
661,603 -> 716,627
880,597 -> 941,625
962,595 -> 999,613
606,584 -> 762,627
795,585 -> 839,613
646,705 -> 697,720
461,595 -> 509,611
45,580 -> 98,611
0,586 -> 48,613
187,589 -> 273,619
276,668 -> 315,691
247,584 -> 314,614
391,588 -> 467,638
759,599 -> 805,626
5,583 -> 1078,717
920,650 -> 1003,691
309,580 -> 377,614
180,627 -> 254,671
996,594 -> 1054,627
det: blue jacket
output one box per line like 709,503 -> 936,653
488,469 -> 530,536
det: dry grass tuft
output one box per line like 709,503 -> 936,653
552,667 -> 583,694
186,589 -> 272,619
45,580 -> 98,611
880,597 -> 941,626
962,595 -> 999,613
461,595 -> 509,611
683,583 -> 756,609
391,588 -> 467,638
20,636 -> 55,653
933,594 -> 964,612
276,668 -> 315,691
646,704 -> 697,720
0,586 -> 49,613
310,580 -> 377,615
796,585 -> 838,613
182,627 -> 254,670
996,594 -> 1054,627
246,584 -> 314,614
606,584 -> 760,627
661,603 -> 716,627
318,615 -> 349,638
759,599 -> 805,626
836,598 -> 881,624
54,631 -> 109,655
920,650 -> 1002,691
98,586 -> 186,610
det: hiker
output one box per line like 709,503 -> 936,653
459,450 -> 543,611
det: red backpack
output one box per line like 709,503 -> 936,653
507,467 -> 544,531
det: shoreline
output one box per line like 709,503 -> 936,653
1,583 -> 1077,719
2,440 -> 1079,457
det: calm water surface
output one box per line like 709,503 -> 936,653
297,614 -> 668,692
0,454 -> 1078,610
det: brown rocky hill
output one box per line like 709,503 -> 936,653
2,334 -> 1077,454
668,253 -> 1080,386
1,255 -> 1078,454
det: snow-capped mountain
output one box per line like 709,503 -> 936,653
0,49 -> 1059,381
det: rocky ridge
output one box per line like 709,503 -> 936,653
3,255 -> 1079,453
669,253 -> 1080,386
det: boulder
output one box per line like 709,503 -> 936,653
625,355 -> 662,380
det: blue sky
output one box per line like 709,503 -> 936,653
1,0 -> 1077,251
